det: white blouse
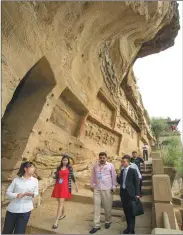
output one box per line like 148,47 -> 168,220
6,176 -> 39,213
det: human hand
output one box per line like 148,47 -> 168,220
17,193 -> 24,199
111,188 -> 116,194
136,195 -> 140,199
117,169 -> 121,177
24,192 -> 33,197
90,187 -> 94,192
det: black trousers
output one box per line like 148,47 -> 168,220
143,150 -> 148,161
121,189 -> 136,233
2,211 -> 31,234
140,178 -> 142,195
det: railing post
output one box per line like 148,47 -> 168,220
163,212 -> 171,229
151,152 -> 181,233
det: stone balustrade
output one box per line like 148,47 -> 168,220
151,152 -> 183,234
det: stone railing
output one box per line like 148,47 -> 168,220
151,152 -> 183,234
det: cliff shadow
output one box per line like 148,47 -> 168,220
1,56 -> 56,180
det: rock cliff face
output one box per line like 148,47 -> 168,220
1,1 -> 180,203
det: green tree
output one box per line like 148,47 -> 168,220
151,117 -> 168,142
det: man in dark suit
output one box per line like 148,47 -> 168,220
117,155 -> 140,234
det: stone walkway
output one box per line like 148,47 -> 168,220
1,161 -> 153,234
25,186 -> 152,234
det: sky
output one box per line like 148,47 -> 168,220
134,2 -> 182,140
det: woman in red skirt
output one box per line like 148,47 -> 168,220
51,155 -> 78,229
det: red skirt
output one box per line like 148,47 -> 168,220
52,169 -> 72,199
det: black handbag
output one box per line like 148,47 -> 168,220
131,198 -> 144,216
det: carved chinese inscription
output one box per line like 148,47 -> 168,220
85,122 -> 117,146
117,117 -> 136,139
84,119 -> 120,154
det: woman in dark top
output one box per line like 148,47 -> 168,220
51,155 -> 78,229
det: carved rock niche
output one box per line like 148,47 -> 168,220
90,90 -> 116,128
50,87 -> 88,137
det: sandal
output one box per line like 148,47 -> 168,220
52,224 -> 58,229
59,215 -> 66,220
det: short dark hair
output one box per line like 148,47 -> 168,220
99,152 -> 107,157
17,161 -> 34,177
132,151 -> 137,154
122,155 -> 131,162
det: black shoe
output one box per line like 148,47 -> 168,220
89,228 -> 101,234
105,223 -> 111,229
128,231 -> 135,234
52,224 -> 58,229
123,228 -> 129,234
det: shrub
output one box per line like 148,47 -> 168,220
160,137 -> 182,167
151,117 -> 169,141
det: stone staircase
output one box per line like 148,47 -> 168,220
111,164 -> 153,210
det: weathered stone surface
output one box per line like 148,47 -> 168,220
154,203 -> 177,229
152,159 -> 164,175
1,1 -> 180,205
151,152 -> 161,159
152,175 -> 172,202
151,228 -> 183,234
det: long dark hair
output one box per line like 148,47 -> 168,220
55,155 -> 71,179
17,161 -> 34,177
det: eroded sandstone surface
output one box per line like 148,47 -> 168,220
1,1 -> 180,205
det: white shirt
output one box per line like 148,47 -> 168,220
121,163 -> 142,179
6,176 -> 39,213
122,166 -> 130,189
142,145 -> 148,150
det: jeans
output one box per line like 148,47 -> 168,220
2,211 -> 31,234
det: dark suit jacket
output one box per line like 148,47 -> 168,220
117,167 -> 140,197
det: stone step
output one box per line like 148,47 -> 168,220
142,180 -> 152,186
141,169 -> 152,174
71,188 -> 152,209
141,165 -> 152,169
141,186 -> 152,195
112,195 -> 152,209
141,173 -> 152,180
24,199 -> 152,234
115,186 -> 152,196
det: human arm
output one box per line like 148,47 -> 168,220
70,167 -> 76,183
117,170 -> 122,185
6,178 -> 21,199
134,164 -> 142,179
111,164 -> 117,189
90,165 -> 96,190
70,167 -> 78,192
133,169 -> 140,197
130,163 -> 141,179
52,170 -> 57,179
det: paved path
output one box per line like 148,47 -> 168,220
26,186 -> 152,234
1,161 -> 153,234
